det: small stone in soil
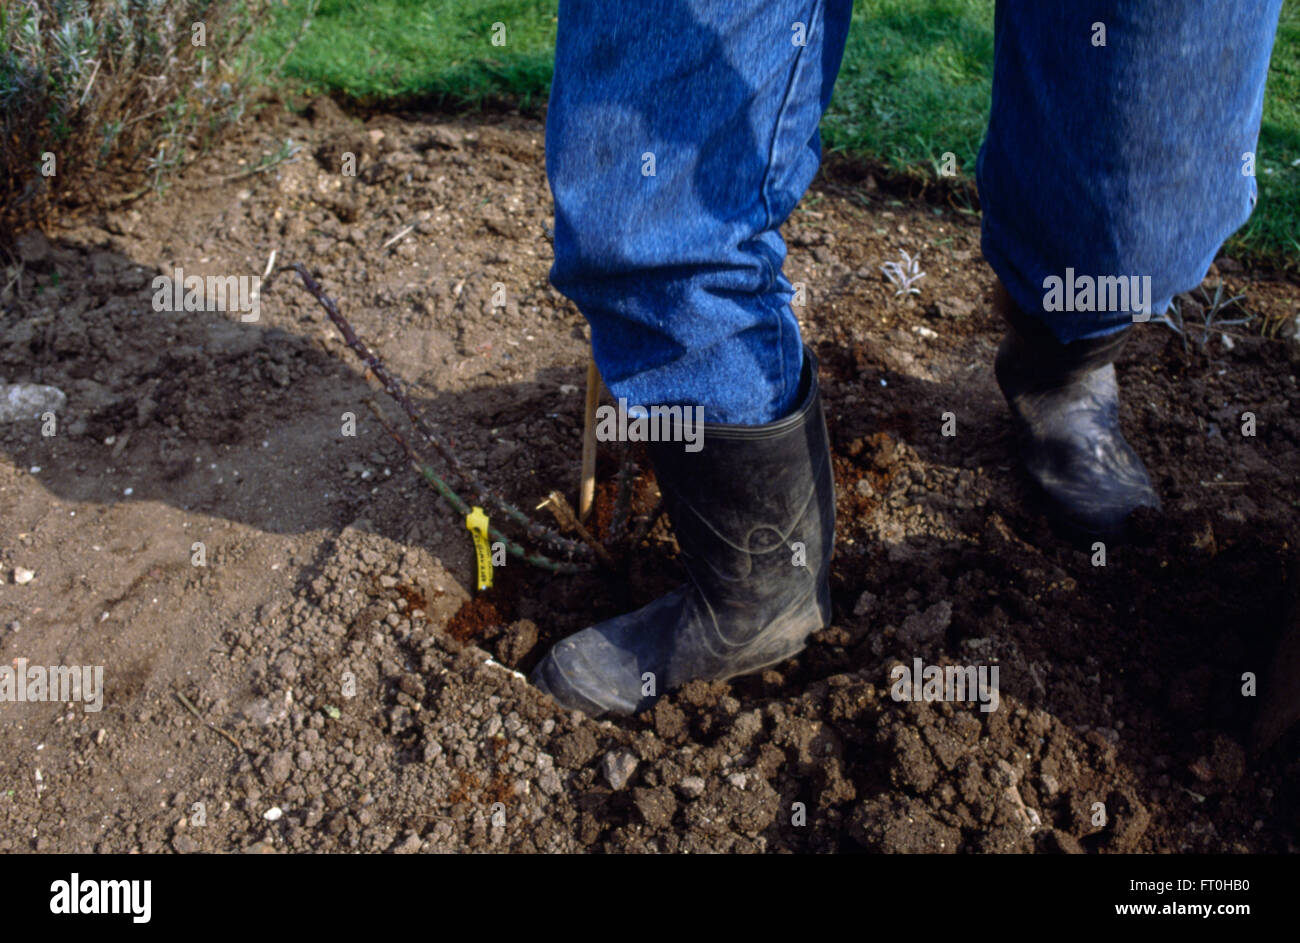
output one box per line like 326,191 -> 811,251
677,776 -> 706,799
602,749 -> 638,791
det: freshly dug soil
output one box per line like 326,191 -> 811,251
1,98 -> 1297,853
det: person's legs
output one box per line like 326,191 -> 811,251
536,1 -> 851,716
546,0 -> 852,424
979,0 -> 1283,342
978,1 -> 1282,534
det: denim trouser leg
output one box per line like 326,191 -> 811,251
546,1 -> 853,424
978,1 -> 1283,343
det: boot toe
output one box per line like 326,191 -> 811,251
1053,481 -> 1160,537
530,629 -> 647,717
1031,434 -> 1160,536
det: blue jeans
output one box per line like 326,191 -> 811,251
547,1 -> 1283,424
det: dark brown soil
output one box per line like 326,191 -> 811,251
1,98 -> 1298,853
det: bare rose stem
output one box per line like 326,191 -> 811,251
277,262 -> 591,561
364,399 -> 591,575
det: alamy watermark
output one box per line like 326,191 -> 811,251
0,659 -> 104,712
890,658 -> 1000,713
50,873 -> 150,923
595,399 -> 704,453
1042,268 -> 1152,321
152,266 -> 260,321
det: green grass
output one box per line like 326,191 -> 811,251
252,0 -> 557,108
255,0 -> 1300,267
822,0 -> 994,176
1234,1 -> 1300,263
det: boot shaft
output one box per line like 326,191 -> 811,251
646,348 -> 835,622
994,282 -> 1131,394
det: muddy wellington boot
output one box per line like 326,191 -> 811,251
993,285 -> 1160,536
531,348 -> 835,717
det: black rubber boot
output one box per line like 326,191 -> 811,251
531,348 -> 835,717
993,285 -> 1160,536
